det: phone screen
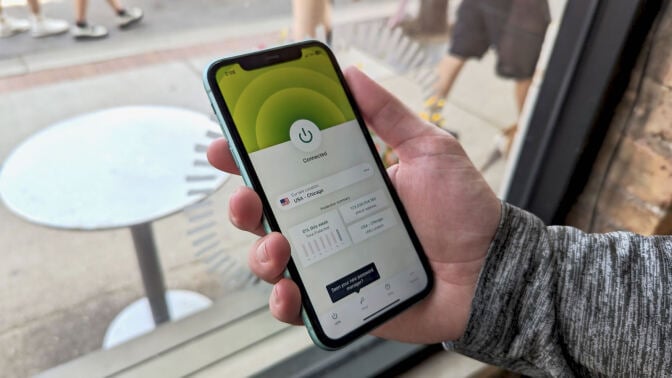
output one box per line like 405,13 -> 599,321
210,43 -> 430,345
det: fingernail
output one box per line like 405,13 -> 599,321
256,240 -> 269,263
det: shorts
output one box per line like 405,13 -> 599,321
449,0 -> 551,79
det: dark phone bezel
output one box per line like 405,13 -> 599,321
205,40 -> 433,349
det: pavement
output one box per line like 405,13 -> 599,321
0,0 -> 512,376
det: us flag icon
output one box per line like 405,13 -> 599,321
280,197 -> 290,206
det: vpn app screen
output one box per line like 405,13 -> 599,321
215,46 -> 427,338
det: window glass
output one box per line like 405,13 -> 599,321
0,0 -> 566,375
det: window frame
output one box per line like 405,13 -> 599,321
503,0 -> 663,225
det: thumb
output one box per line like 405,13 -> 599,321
343,67 -> 438,152
386,163 -> 399,186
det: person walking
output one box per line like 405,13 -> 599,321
421,0 -> 550,167
291,0 -> 332,45
0,0 -> 68,38
70,0 -> 142,39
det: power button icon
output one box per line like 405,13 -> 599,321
298,128 -> 313,143
290,119 -> 322,152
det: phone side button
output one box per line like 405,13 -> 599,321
230,148 -> 242,171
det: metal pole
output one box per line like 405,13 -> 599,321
130,222 -> 170,324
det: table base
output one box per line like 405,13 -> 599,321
103,290 -> 213,349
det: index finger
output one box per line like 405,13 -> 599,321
207,137 -> 240,175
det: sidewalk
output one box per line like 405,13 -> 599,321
0,1 -> 510,375
0,0 -> 396,75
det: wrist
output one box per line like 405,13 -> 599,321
448,204 -> 550,368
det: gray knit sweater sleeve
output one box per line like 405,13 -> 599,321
446,203 -> 672,377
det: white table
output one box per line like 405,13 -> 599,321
0,106 -> 228,347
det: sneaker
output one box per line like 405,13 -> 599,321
423,95 -> 446,113
419,96 -> 446,127
71,23 -> 108,39
420,95 -> 446,127
419,95 -> 459,138
0,16 -> 30,38
116,7 -> 143,29
479,124 -> 517,172
30,15 -> 69,38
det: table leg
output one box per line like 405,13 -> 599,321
130,222 -> 170,325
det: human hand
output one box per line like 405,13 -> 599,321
207,67 -> 502,344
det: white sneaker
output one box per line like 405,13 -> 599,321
0,16 -> 30,38
71,23 -> 108,39
30,15 -> 69,38
116,7 -> 143,29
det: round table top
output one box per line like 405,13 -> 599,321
0,106 -> 228,230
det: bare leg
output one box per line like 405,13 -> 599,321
0,0 -> 41,15
292,0 -> 330,41
26,0 -> 41,15
388,0 -> 410,28
434,54 -> 467,99
492,78 -> 532,163
322,0 -> 332,44
75,0 -> 87,23
292,0 -> 317,40
514,78 -> 532,114
106,0 -> 124,13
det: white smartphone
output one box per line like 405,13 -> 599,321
203,41 -> 433,349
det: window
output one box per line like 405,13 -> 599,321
1,0 -> 657,375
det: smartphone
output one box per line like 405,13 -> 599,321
203,41 -> 433,349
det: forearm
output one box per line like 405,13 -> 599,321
447,203 -> 672,377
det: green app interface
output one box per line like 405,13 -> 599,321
215,46 -> 428,340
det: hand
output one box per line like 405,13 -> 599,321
207,67 -> 502,344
